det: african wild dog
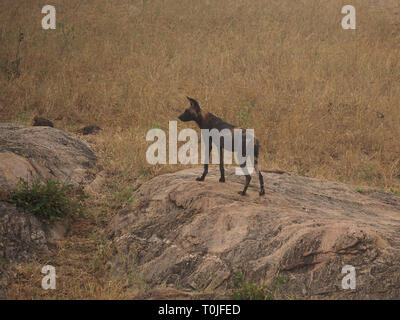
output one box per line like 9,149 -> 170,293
178,97 -> 265,196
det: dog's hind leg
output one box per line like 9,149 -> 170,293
239,174 -> 251,196
238,162 -> 251,195
253,140 -> 265,195
255,158 -> 265,196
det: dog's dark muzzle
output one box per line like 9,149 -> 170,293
178,111 -> 191,122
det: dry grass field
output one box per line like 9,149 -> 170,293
1,0 -> 400,299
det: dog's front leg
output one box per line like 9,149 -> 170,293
219,145 -> 225,182
196,138 -> 212,181
196,163 -> 208,181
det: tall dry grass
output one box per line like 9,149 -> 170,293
1,0 -> 400,298
1,0 -> 399,188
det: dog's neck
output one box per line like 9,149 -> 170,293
195,110 -> 211,129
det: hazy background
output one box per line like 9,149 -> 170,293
1,0 -> 400,188
1,0 -> 399,298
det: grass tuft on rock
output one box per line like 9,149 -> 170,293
10,177 -> 86,223
232,270 -> 286,300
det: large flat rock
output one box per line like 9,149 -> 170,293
108,168 -> 400,299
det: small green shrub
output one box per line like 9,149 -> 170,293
357,162 -> 381,185
237,103 -> 254,126
14,108 -> 32,125
1,32 -> 24,80
389,188 -> 400,196
10,177 -> 86,223
232,270 -> 285,300
355,187 -> 364,193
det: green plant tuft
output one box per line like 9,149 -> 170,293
9,177 -> 87,223
232,270 -> 285,300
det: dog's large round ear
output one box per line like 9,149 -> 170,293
186,96 -> 201,112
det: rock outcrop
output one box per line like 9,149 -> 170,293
0,202 -> 50,299
108,168 -> 400,299
0,123 -> 97,198
0,123 -> 98,299
0,202 -> 48,263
